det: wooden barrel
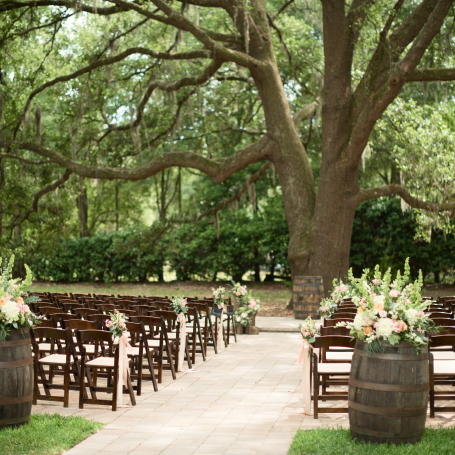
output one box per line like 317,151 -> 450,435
349,339 -> 429,445
293,276 -> 323,319
0,328 -> 33,429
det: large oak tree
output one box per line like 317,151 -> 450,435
2,0 -> 455,291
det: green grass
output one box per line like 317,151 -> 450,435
288,427 -> 455,455
0,413 -> 103,455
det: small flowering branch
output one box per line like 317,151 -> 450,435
105,310 -> 128,339
299,317 -> 319,343
212,287 -> 226,307
170,296 -> 188,316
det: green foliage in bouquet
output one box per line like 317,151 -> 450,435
0,255 -> 41,341
336,258 -> 437,353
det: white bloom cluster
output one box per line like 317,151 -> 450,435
1,300 -> 20,324
404,308 -> 419,326
376,318 -> 394,338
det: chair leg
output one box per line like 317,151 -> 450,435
79,357 -> 86,409
126,372 -> 136,406
313,356 -> 319,419
64,361 -> 70,408
195,317 -> 206,361
185,335 -> 193,369
429,354 -> 435,418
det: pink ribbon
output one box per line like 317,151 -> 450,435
297,339 -> 313,415
217,307 -> 224,347
177,313 -> 186,372
121,331 -> 134,384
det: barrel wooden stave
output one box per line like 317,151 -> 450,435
349,340 -> 429,445
293,276 -> 323,319
0,328 -> 33,429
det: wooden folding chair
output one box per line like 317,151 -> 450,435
311,335 -> 353,418
31,327 -> 83,408
429,335 -> 455,417
125,321 -> 158,394
185,306 -> 206,363
76,329 -> 136,411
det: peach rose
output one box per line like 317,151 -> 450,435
357,307 -> 364,313
364,327 -> 373,335
16,296 -> 24,305
374,302 -> 384,312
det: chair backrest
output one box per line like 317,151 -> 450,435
324,318 -> 353,328
428,312 -> 453,319
431,318 -> 455,327
40,306 -> 64,316
118,308 -> 136,317
31,326 -> 73,354
429,334 -> 455,349
48,312 -> 80,327
76,329 -> 115,356
87,313 -> 110,329
130,305 -> 149,315
131,315 -> 164,338
62,319 -> 97,331
73,307 -> 98,319
312,335 -> 355,349
320,326 -> 350,336
62,302 -> 85,313
332,313 -> 356,319
94,303 -> 116,313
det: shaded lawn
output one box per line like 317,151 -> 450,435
288,427 -> 455,455
0,413 -> 103,455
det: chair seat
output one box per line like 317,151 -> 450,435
38,354 -> 69,365
38,342 -> 51,352
75,344 -> 96,355
146,339 -> 162,348
317,362 -> 351,375
325,352 -> 353,361
434,360 -> 455,375
329,346 -> 353,351
86,357 -> 115,368
432,351 -> 455,360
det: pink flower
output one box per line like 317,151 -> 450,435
361,297 -> 366,303
182,299 -> 187,306
389,290 -> 400,298
379,310 -> 387,318
241,312 -> 247,318
339,285 -> 347,293
311,329 -> 316,335
418,311 -> 425,318
417,328 -> 423,333
335,286 -> 340,292
321,308 -> 327,312
373,322 -> 380,328
105,320 -> 113,327
370,293 -> 377,299
372,279 -> 379,285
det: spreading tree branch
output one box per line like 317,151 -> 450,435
0,153 -> 54,165
196,161 -> 272,221
356,184 -> 455,216
0,136 -> 274,183
406,67 -> 455,81
14,169 -> 72,226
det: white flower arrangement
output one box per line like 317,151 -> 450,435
336,259 -> 435,352
170,296 -> 188,315
299,317 -> 319,343
331,279 -> 352,303
0,255 -> 41,341
105,310 -> 128,339
212,286 -> 226,307
318,298 -> 338,319
235,308 -> 251,327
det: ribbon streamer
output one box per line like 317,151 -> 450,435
116,331 -> 133,406
177,313 -> 187,372
297,339 -> 312,415
217,307 -> 224,348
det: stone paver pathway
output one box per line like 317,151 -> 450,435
33,325 -> 455,454
60,332 -> 308,455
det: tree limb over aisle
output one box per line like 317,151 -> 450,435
356,185 -> 455,216
406,68 -> 455,81
196,161 -> 272,221
0,137 -> 274,183
13,169 -> 72,226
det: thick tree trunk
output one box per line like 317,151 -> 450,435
77,188 -> 89,237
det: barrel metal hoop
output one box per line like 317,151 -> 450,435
0,338 -> 31,348
0,394 -> 33,406
354,349 -> 429,361
0,358 -> 33,369
0,415 -> 31,426
349,377 -> 430,392
350,425 -> 424,439
348,400 -> 427,417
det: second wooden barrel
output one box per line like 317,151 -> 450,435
349,339 -> 429,445
0,328 -> 33,429
293,276 -> 323,319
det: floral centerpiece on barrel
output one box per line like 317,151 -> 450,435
231,282 -> 262,333
336,259 -> 434,352
335,259 -> 434,444
0,255 -> 40,341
